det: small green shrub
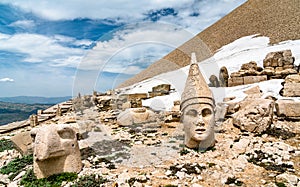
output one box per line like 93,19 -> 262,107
20,169 -> 77,187
275,182 -> 287,187
207,162 -> 216,167
0,139 -> 14,152
225,177 -> 244,186
71,174 -> 107,187
179,148 -> 190,155
0,154 -> 33,180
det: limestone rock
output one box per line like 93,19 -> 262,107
31,124 -> 82,179
93,94 -> 114,111
117,107 -> 157,126
285,74 -> 300,83
282,74 -> 300,97
276,173 -> 299,187
263,50 -> 294,68
10,131 -> 32,155
275,99 -> 300,117
233,98 -> 274,133
282,83 -> 300,97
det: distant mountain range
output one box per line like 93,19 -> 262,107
0,101 -> 53,125
0,96 -> 72,125
0,96 -> 72,104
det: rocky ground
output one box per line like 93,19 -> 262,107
0,102 -> 299,187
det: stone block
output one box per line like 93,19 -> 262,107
261,67 -> 275,76
285,74 -> 300,83
228,77 -> 244,87
283,65 -> 294,70
275,67 -> 284,72
275,99 -> 300,117
10,131 -> 33,155
148,92 -> 163,98
243,75 -> 267,85
127,93 -> 148,101
230,72 -> 241,78
283,83 -> 300,97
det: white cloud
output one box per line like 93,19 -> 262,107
0,78 -> 14,82
9,20 -> 35,29
0,33 -> 89,67
2,0 -> 193,21
79,22 -> 196,74
2,0 -> 246,30
158,0 -> 247,33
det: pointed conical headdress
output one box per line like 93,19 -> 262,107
180,53 -> 215,112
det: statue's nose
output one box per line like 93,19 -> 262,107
195,115 -> 205,126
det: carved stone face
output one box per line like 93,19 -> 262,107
182,103 -> 215,149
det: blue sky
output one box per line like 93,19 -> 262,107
0,0 -> 246,97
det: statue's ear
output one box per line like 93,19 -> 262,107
57,127 -> 76,139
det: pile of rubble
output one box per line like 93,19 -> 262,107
227,50 -> 299,87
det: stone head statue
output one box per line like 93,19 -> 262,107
31,124 -> 82,179
180,53 -> 216,151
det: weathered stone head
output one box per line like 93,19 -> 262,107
180,53 -> 216,151
31,124 -> 82,179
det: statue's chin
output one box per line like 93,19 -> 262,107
192,132 -> 208,141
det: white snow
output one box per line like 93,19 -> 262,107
119,35 -> 300,111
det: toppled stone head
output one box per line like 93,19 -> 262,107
180,53 -> 216,151
31,124 -> 82,179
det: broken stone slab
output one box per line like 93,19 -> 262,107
275,99 -> 300,117
243,75 -> 267,85
10,131 -> 33,155
243,85 -> 261,95
0,120 -> 29,134
233,98 -> 274,133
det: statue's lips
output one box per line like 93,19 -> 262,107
195,127 -> 206,134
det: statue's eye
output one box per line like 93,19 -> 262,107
58,128 -> 75,139
202,108 -> 212,117
186,109 -> 198,117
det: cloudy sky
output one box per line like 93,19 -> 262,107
0,0 -> 246,97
